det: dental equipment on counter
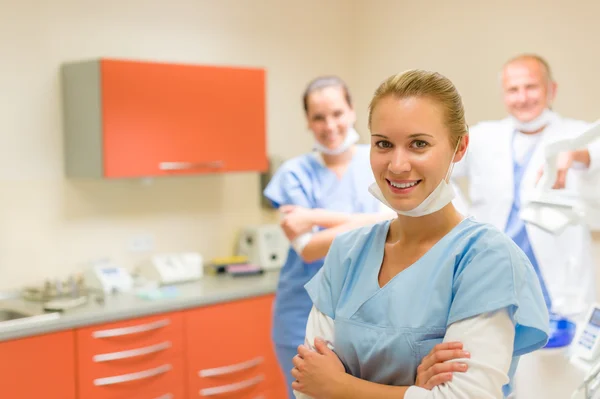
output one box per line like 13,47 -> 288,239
236,224 -> 288,271
136,252 -> 203,285
521,120 -> 600,235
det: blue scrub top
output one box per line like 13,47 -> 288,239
263,144 -> 381,347
306,218 -> 550,395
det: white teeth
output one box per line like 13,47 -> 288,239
390,181 -> 418,188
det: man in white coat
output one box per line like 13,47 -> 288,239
453,54 -> 600,316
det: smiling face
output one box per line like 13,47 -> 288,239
306,86 -> 356,152
502,57 -> 556,123
370,95 -> 467,211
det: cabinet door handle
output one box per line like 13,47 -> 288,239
159,161 -> 224,171
199,375 -> 264,396
92,319 -> 170,338
94,364 -> 172,386
93,341 -> 172,362
154,394 -> 173,399
199,356 -> 264,377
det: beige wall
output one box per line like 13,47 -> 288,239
350,0 -> 600,293
0,0 -> 355,289
1,0 -> 599,292
351,0 -> 600,131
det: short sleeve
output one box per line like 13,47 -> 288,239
304,237 -> 342,319
263,162 -> 314,209
448,234 -> 550,357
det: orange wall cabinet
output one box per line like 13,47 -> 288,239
184,294 -> 288,398
61,58 -> 267,178
76,312 -> 185,399
0,331 -> 77,399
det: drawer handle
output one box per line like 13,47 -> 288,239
92,319 -> 170,338
199,375 -> 264,396
199,356 -> 264,377
154,394 -> 173,399
93,341 -> 172,362
94,363 -> 172,386
159,161 -> 224,171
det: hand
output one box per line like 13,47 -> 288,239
415,342 -> 470,389
535,151 -> 575,189
279,206 -> 316,240
292,338 -> 345,398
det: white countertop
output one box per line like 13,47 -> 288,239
0,271 -> 280,342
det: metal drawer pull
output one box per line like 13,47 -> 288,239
94,363 -> 172,386
199,356 -> 264,377
159,161 -> 224,171
92,319 -> 170,338
93,341 -> 172,362
199,375 -> 264,396
154,394 -> 173,399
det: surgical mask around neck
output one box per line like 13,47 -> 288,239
511,109 -> 555,133
313,127 -> 359,155
368,144 -> 459,217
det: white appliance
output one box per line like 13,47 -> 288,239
136,252 -> 203,285
573,304 -> 600,363
236,224 -> 289,271
521,119 -> 600,235
568,304 -> 600,398
84,259 -> 134,294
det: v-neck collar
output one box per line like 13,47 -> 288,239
371,218 -> 472,290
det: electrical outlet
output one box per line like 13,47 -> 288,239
129,234 -> 154,252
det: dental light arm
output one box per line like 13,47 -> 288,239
521,120 -> 600,235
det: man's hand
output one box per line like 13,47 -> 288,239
536,149 -> 590,189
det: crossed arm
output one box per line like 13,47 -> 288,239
279,205 -> 396,262
292,306 -> 515,399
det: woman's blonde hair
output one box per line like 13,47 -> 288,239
368,69 -> 468,147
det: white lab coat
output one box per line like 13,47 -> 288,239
452,113 -> 600,309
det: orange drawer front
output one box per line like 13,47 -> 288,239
78,354 -> 185,399
189,357 -> 283,398
76,312 -> 184,399
77,312 -> 184,360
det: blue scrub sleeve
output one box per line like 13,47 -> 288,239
448,235 -> 550,357
304,237 -> 342,319
263,165 -> 313,209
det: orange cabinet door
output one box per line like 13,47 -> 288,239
0,331 -> 76,399
184,295 -> 286,399
62,58 -> 267,178
101,59 -> 267,178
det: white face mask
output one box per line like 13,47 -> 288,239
313,127 -> 360,155
511,109 -> 555,133
368,144 -> 459,217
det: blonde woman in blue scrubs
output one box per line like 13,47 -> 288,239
291,70 -> 550,398
263,76 -> 396,398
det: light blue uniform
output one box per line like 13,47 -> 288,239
263,144 -> 381,397
306,218 -> 550,397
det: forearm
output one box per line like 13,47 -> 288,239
332,374 -> 409,399
300,215 -> 392,262
311,209 -> 392,228
310,209 -> 353,228
573,148 -> 591,167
